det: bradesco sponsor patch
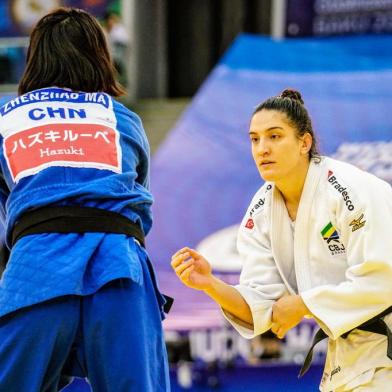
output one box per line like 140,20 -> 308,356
4,123 -> 121,182
248,184 -> 272,218
249,197 -> 265,217
327,170 -> 355,211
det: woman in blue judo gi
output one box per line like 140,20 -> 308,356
0,7 -> 170,391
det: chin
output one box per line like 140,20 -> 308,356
258,170 -> 276,182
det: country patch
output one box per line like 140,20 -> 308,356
321,222 -> 339,243
321,222 -> 346,256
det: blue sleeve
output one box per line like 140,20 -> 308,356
113,100 -> 151,191
0,170 -> 9,228
0,170 -> 9,261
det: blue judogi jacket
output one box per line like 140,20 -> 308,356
0,87 -> 162,317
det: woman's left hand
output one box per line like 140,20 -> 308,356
271,295 -> 310,339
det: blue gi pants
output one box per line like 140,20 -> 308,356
0,273 -> 170,391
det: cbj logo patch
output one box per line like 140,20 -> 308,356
321,222 -> 345,256
327,171 -> 355,212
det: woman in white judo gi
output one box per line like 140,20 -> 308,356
171,89 -> 392,391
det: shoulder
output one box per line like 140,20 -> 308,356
0,94 -> 16,118
110,99 -> 147,146
247,182 -> 274,217
240,182 -> 273,232
322,156 -> 391,215
111,98 -> 143,125
325,157 -> 390,192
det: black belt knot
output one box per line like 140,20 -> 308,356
299,306 -> 392,378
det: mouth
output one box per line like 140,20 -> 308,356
259,161 -> 275,167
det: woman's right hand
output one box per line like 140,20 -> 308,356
171,247 -> 214,291
171,247 -> 254,326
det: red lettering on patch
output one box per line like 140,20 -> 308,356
245,218 -> 254,229
328,170 -> 333,178
4,123 -> 121,182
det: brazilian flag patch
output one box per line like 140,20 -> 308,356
321,222 -> 339,244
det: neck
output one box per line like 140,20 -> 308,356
275,158 -> 310,206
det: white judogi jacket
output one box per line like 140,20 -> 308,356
223,157 -> 392,391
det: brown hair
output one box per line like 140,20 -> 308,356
18,7 -> 125,96
253,89 -> 319,160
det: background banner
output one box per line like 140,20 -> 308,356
0,0 -> 112,37
286,0 -> 392,36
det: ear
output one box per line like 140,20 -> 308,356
300,132 -> 312,155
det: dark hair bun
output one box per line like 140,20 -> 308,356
280,89 -> 304,104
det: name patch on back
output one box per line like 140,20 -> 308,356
4,123 -> 121,182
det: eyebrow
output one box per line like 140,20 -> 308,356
249,126 -> 284,134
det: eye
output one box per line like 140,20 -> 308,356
270,134 -> 281,140
250,136 -> 259,143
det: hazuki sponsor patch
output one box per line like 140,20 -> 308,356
245,218 -> 254,230
4,123 -> 121,182
321,222 -> 345,256
349,213 -> 366,232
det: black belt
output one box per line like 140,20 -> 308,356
11,206 -> 146,247
299,305 -> 392,377
10,206 -> 173,314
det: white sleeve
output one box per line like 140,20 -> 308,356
301,179 -> 392,339
222,207 -> 288,339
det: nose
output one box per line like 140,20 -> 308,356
255,138 -> 270,156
